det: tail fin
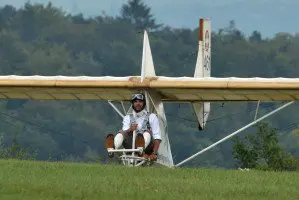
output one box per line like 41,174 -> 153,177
141,30 -> 156,113
141,30 -> 156,82
192,18 -> 211,130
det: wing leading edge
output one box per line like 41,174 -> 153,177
1,76 -> 299,101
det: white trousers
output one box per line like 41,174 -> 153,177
114,131 -> 151,149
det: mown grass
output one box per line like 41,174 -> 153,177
0,159 -> 298,200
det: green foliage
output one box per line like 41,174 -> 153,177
232,136 -> 259,169
120,0 -> 162,31
0,131 -> 37,160
233,122 -> 298,171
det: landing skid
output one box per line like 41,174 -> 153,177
120,155 -> 153,167
108,147 -> 144,166
107,148 -> 154,167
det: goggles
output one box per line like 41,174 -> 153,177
131,93 -> 145,101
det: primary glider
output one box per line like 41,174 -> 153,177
0,18 -> 298,167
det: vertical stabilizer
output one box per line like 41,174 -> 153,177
192,18 -> 211,130
141,30 -> 156,82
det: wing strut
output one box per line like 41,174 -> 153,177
108,101 -> 125,118
254,101 -> 260,120
175,101 -> 294,167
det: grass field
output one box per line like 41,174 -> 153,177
0,159 -> 298,200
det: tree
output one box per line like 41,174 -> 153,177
0,5 -> 16,30
120,0 -> 162,31
232,122 -> 298,171
249,30 -> 262,43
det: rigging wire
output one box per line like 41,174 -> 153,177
166,102 -> 283,124
0,111 -> 91,145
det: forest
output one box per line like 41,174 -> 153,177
0,0 -> 298,170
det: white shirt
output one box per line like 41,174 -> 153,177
122,109 -> 162,140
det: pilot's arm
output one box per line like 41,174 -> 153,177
149,114 -> 162,156
121,115 -> 136,135
122,116 -> 130,131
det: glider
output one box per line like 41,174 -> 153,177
0,18 -> 298,167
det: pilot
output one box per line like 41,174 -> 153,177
105,92 -> 161,161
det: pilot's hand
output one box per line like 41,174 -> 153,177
145,153 -> 157,161
130,123 -> 138,131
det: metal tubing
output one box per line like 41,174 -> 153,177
108,149 -> 142,153
108,101 -> 125,118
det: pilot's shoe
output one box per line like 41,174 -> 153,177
105,133 -> 114,158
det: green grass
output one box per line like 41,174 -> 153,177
0,159 -> 298,200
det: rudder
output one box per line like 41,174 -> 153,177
192,18 -> 211,130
